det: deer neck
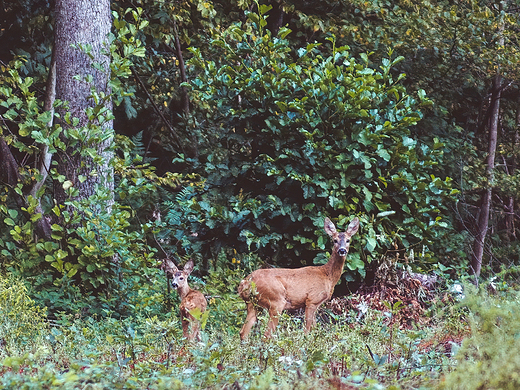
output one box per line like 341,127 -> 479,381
176,284 -> 191,300
323,251 -> 347,283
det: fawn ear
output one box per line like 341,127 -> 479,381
183,259 -> 195,275
161,258 -> 178,276
347,217 -> 360,236
324,217 -> 337,237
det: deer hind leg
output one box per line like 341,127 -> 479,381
191,319 -> 201,341
181,317 -> 192,340
264,300 -> 285,339
240,302 -> 258,340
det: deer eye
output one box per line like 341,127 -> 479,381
334,239 -> 338,244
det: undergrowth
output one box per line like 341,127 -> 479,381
439,288 -> 520,390
2,273 -> 517,389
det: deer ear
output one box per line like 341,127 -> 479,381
347,217 -> 360,236
324,217 -> 337,236
183,259 -> 195,275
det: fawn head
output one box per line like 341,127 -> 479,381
324,217 -> 360,257
161,258 -> 195,290
170,260 -> 194,290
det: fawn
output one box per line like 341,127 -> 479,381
162,259 -> 207,341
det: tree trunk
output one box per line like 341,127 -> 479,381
53,0 -> 113,214
505,95 -> 520,241
470,74 -> 501,282
30,45 -> 56,200
266,0 -> 285,35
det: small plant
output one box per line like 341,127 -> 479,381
0,274 -> 48,356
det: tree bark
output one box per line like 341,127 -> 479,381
29,45 -> 56,200
266,0 -> 285,35
53,0 -> 113,213
173,20 -> 189,116
469,1 -> 506,284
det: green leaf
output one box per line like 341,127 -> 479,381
365,237 -> 377,252
377,149 -> 391,162
62,180 -> 73,190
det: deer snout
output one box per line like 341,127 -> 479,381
171,281 -> 178,289
337,247 -> 347,256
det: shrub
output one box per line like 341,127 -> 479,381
178,4 -> 456,281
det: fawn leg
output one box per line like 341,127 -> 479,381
182,317 -> 192,340
192,320 -> 201,341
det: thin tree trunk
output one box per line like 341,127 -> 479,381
266,0 -> 285,35
469,1 -> 505,284
173,20 -> 198,158
53,0 -> 113,215
505,96 -> 520,241
29,45 -> 56,200
470,74 -> 501,282
173,20 -> 189,116
0,136 -> 53,238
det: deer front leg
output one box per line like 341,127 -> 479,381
240,302 -> 258,340
304,304 -> 319,333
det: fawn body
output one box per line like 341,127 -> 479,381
163,259 -> 207,341
238,217 -> 359,340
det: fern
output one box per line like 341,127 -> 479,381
130,130 -> 157,163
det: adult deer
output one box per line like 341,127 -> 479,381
238,216 -> 359,340
162,259 -> 207,341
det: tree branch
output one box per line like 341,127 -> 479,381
29,45 -> 56,199
130,66 -> 184,153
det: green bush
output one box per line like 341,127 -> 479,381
175,4 -> 456,280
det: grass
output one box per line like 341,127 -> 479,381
0,283 -> 462,390
12,268 -> 520,389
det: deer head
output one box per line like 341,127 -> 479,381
324,217 -> 359,257
169,260 -> 194,292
